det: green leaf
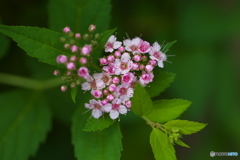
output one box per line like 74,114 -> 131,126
72,107 -> 122,160
131,83 -> 153,116
146,70 -> 176,98
162,40 -> 177,53
93,28 -> 117,51
145,99 -> 191,123
83,115 -> 115,132
150,128 -> 176,160
0,90 -> 51,160
164,120 -> 207,135
175,139 -> 190,148
71,86 -> 78,103
0,25 -> 69,66
48,0 -> 111,33
0,19 -> 10,60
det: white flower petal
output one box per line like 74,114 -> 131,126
92,109 -> 102,119
110,110 -> 119,119
103,104 -> 112,112
121,53 -> 131,62
82,82 -> 91,90
152,42 -> 161,51
118,105 -> 127,114
93,73 -> 103,80
127,88 -> 134,98
85,103 -> 93,109
113,41 -> 122,49
108,35 -> 116,43
158,60 -> 164,68
132,37 -> 141,45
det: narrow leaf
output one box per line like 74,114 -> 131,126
162,40 -> 177,53
175,139 -> 190,148
72,107 -> 122,160
48,0 -> 111,33
145,99 -> 191,123
131,83 -> 153,116
0,25 -> 69,66
0,90 -> 51,160
71,86 -> 78,103
83,115 -> 115,132
150,128 -> 176,160
164,120 -> 207,135
94,28 -> 117,51
146,70 -> 176,98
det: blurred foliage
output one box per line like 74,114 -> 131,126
0,0 -> 239,159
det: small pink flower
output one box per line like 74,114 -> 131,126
139,40 -> 151,53
101,99 -> 108,106
103,63 -> 115,75
125,100 -> 131,108
109,84 -> 117,92
85,99 -> 103,119
81,45 -> 92,55
78,67 -> 90,79
105,35 -> 122,52
75,33 -> 81,39
91,90 -> 102,98
139,72 -> 154,86
103,89 -> 109,95
100,58 -> 108,65
145,65 -> 153,72
81,82 -> 91,91
57,55 -> 68,64
114,83 -> 134,102
114,51 -> 121,58
107,55 -> 115,62
63,26 -> 71,33
61,85 -> 67,92
53,70 -> 60,76
123,37 -> 141,54
88,24 -> 96,32
107,94 -> 115,101
64,44 -> 70,49
122,72 -> 135,84
139,64 -> 145,70
71,45 -> 78,53
131,63 -> 139,70
133,54 -> 141,62
66,62 -> 76,70
118,46 -> 125,52
114,53 -> 133,75
112,77 -> 120,84
70,55 -> 77,61
149,42 -> 167,68
109,99 -> 128,119
79,57 -> 87,64
149,60 -> 157,66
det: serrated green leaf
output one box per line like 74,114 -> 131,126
146,70 -> 176,98
131,83 -> 153,116
72,107 -> 122,160
83,115 -> 114,132
0,25 -> 69,66
93,28 -> 117,51
175,139 -> 190,148
150,128 -> 176,160
0,90 -> 51,160
48,0 -> 111,33
71,86 -> 78,103
164,120 -> 207,135
162,40 -> 177,53
144,99 -> 191,123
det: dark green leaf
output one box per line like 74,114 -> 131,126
71,86 -> 78,103
150,128 -> 176,160
144,99 -> 191,123
48,0 -> 111,33
146,70 -> 175,98
0,25 -> 70,66
72,107 -> 122,160
131,83 -> 153,116
83,115 -> 115,132
162,40 -> 177,53
0,90 -> 51,160
175,139 -> 190,148
164,120 -> 207,135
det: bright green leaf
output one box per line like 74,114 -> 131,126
71,86 -> 78,103
162,40 -> 177,53
72,107 -> 122,160
48,0 -> 111,33
146,70 -> 176,98
0,90 -> 51,160
83,115 -> 115,132
164,120 -> 207,135
144,99 -> 191,123
150,128 -> 176,160
0,25 -> 69,66
175,139 -> 190,148
131,83 -> 153,116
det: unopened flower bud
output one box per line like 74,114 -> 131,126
66,62 -> 76,70
63,26 -> 71,33
61,85 -> 67,92
133,54 -> 141,62
70,82 -> 76,88
53,70 -> 60,76
142,55 -> 148,62
131,63 -> 139,70
101,99 -> 108,105
95,33 -> 100,39
92,40 -> 98,46
125,100 -> 131,108
81,45 -> 92,55
64,44 -> 70,49
112,77 -> 120,84
75,33 -> 81,39
100,58 -> 108,65
70,55 -> 77,61
107,94 -> 114,101
149,60 -> 157,66
108,84 -> 116,92
114,51 -> 121,58
103,89 -> 109,95
139,64 -> 145,70
83,34 -> 89,40
79,57 -> 87,64
145,65 -> 153,72
107,55 -> 115,62
71,45 -> 78,53
78,67 -> 90,79
118,46 -> 125,52
60,37 -> 66,42
57,55 -> 68,64
88,24 -> 96,32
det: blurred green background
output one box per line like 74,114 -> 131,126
0,0 -> 240,160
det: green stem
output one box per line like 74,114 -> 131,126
0,73 -> 64,90
142,116 -> 166,132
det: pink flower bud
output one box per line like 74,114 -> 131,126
64,44 -> 70,49
63,26 -> 71,33
145,65 -> 153,72
78,67 -> 90,79
107,55 -> 115,62
57,55 -> 68,64
149,60 -> 157,66
66,62 -> 76,70
71,45 -> 78,53
70,55 -> 77,61
75,33 -> 81,39
139,64 -> 145,70
66,71 -> 71,75
88,24 -> 96,32
53,70 -> 60,76
81,45 -> 92,55
61,85 -> 67,92
100,58 -> 108,65
114,51 -> 121,57
91,90 -> 102,98
112,77 -> 120,84
107,94 -> 114,101
133,54 -> 141,62
131,63 -> 139,70
79,57 -> 87,64
103,89 -> 109,95
125,100 -> 131,108
108,84 -> 117,92
139,41 -> 151,53
118,46 -> 125,52
101,99 -> 108,105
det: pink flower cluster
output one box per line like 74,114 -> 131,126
82,35 -> 168,119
